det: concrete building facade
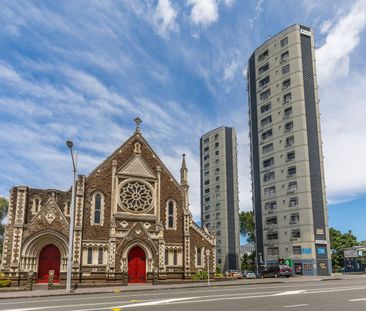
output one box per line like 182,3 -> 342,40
247,24 -> 331,276
200,127 -> 240,272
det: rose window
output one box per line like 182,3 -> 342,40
119,181 -> 153,213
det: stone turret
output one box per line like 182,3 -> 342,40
180,154 -> 188,188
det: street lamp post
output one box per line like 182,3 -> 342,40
206,249 -> 210,286
66,140 -> 77,293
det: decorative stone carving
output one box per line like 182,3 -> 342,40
45,211 -> 56,224
143,222 -> 151,229
121,220 -> 128,229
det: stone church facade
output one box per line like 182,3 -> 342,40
1,123 -> 216,284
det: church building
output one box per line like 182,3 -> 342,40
1,120 -> 216,284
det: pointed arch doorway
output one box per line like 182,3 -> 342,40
128,246 -> 146,283
37,244 -> 61,283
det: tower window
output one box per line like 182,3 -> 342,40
262,129 -> 273,140
282,64 -> 290,75
259,76 -> 270,88
281,37 -> 288,47
281,51 -> 289,62
258,63 -> 269,74
287,166 -> 296,177
282,79 -> 291,89
289,197 -> 298,207
286,151 -> 295,161
260,89 -> 271,101
258,50 -> 269,62
288,181 -> 298,193
261,102 -> 271,113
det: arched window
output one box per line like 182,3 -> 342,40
173,250 -> 178,266
87,247 -> 93,265
197,247 -> 202,266
64,201 -> 71,216
165,249 -> 169,266
166,200 -> 176,229
98,247 -> 103,264
94,194 -> 101,224
32,198 -> 41,214
91,193 -> 104,225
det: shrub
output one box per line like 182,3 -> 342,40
192,270 -> 208,280
0,279 -> 11,288
215,265 -> 222,274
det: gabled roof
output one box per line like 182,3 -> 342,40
87,131 -> 183,190
28,196 -> 69,227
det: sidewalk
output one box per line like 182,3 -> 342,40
0,274 -> 365,300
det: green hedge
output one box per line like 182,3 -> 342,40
0,279 -> 11,288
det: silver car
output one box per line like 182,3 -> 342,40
243,270 -> 256,279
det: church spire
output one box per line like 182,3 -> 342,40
180,153 -> 188,187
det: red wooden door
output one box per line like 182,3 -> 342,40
37,244 -> 61,283
128,246 -> 146,283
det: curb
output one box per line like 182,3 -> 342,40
0,280 -> 285,300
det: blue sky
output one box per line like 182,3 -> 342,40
0,0 -> 365,241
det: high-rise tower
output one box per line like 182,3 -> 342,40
200,127 -> 240,272
247,24 -> 331,276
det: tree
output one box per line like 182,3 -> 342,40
0,197 -> 9,254
329,227 -> 358,271
239,211 -> 255,243
241,251 -> 256,271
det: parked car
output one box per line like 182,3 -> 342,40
260,264 -> 292,278
226,270 -> 243,279
243,270 -> 256,279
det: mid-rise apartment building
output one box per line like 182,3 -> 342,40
200,127 -> 240,272
247,24 -> 331,275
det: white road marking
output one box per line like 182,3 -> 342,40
113,297 -> 198,308
349,298 -> 366,302
274,290 -> 307,296
284,304 -> 309,308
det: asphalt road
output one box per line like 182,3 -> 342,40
1,279 -> 366,311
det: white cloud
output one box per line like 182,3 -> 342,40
316,0 -> 366,84
321,72 -> 366,204
223,59 -> 239,81
319,19 -> 333,34
223,0 -> 236,7
248,0 -> 264,29
315,0 -> 366,206
154,0 -> 179,37
187,0 -> 219,26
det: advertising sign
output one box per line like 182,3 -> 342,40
317,247 -> 326,255
344,249 -> 358,258
284,259 -> 293,267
